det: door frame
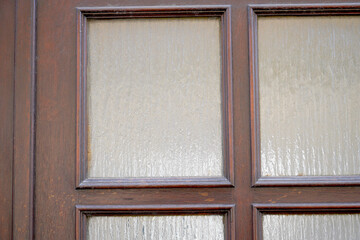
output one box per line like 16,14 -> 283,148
2,0 -> 360,240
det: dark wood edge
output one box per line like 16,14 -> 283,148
12,0 -> 37,239
221,5 -> 234,187
248,5 -> 261,187
252,203 -> 262,240
253,203 -> 360,211
252,203 -> 360,240
76,7 -> 87,189
254,176 -> 360,187
76,5 -> 231,17
248,3 -> 360,16
248,3 -> 360,187
76,204 -> 235,240
0,0 -> 16,239
226,203 -> 235,240
78,177 -> 232,189
76,5 -> 234,188
29,0 -> 37,237
76,203 -> 235,212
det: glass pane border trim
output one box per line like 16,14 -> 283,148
76,204 -> 235,240
248,3 -> 360,187
76,6 -> 234,188
252,203 -> 360,240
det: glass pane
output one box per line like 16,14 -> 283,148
87,215 -> 225,240
87,18 -> 223,178
258,16 -> 360,177
263,214 -> 360,240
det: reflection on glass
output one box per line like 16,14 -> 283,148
88,215 -> 225,240
258,16 -> 360,177
263,214 -> 360,240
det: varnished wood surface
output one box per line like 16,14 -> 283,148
4,0 -> 360,239
0,0 -> 15,239
12,0 -> 36,239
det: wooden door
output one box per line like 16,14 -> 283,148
2,0 -> 360,240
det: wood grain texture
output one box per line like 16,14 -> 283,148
35,0 -> 77,239
0,0 -> 15,239
13,0 -> 36,239
36,3 -> 235,239
27,1 -> 360,240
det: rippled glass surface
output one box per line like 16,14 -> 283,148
263,214 -> 360,240
258,16 -> 360,177
87,215 -> 225,240
87,18 -> 223,178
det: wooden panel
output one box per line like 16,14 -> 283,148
35,3 -> 236,239
30,2 -> 360,240
0,0 -> 15,239
35,0 -> 76,239
76,6 -> 233,188
13,0 -> 36,239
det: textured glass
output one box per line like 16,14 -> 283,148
263,214 -> 360,240
87,18 -> 222,178
87,215 -> 225,240
258,16 -> 360,177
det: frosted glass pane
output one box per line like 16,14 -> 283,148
87,18 -> 223,178
87,215 -> 225,240
263,214 -> 360,240
258,16 -> 360,177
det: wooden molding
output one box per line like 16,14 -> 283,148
12,0 -> 37,239
249,3 -> 360,16
254,176 -> 360,187
76,204 -> 235,240
79,177 -> 232,188
249,3 -> 360,187
76,5 -> 233,188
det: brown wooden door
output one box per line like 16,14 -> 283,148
2,0 -> 360,240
